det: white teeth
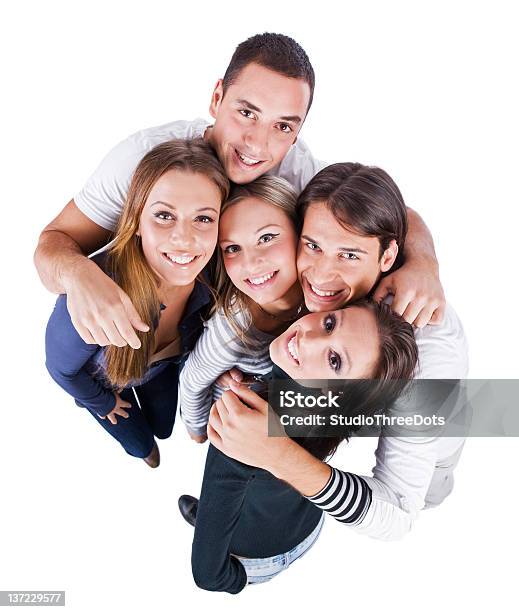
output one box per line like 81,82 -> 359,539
311,284 -> 339,297
238,151 -> 261,166
166,254 -> 196,264
248,271 -> 275,286
287,336 -> 299,363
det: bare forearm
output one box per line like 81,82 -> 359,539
34,229 -> 90,294
406,207 -> 438,267
266,437 -> 332,497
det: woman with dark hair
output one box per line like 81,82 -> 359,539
45,139 -> 229,467
188,300 -> 418,594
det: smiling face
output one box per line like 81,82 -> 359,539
219,197 -> 298,305
270,306 -> 380,379
206,62 -> 311,184
297,202 -> 398,312
138,169 -> 222,288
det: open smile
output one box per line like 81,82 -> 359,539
303,277 -> 347,303
286,331 -> 300,365
233,148 -> 267,170
162,252 -> 200,269
244,270 -> 279,290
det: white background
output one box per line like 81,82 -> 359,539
1,1 -> 518,611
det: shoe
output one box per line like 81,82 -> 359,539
178,494 -> 198,527
143,440 -> 160,468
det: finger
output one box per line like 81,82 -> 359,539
207,422 -> 223,450
70,317 -> 97,344
228,382 -> 268,413
100,321 -> 128,348
213,397 -> 229,421
120,292 -> 150,333
112,310 -> 142,350
389,290 -> 414,317
107,413 -> 117,425
89,325 -> 112,347
429,303 -> 446,326
229,368 -> 244,382
401,299 -> 426,326
413,303 -> 438,329
116,408 -> 130,419
120,401 -> 132,408
98,415 -> 106,420
209,403 -> 223,434
372,277 -> 393,303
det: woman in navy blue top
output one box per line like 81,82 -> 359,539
45,139 -> 229,466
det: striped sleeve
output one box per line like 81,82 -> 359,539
179,310 -> 273,436
305,468 -> 372,525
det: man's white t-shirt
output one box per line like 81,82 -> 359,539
75,118 -> 325,231
73,118 -> 469,539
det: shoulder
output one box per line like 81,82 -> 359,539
271,136 -> 328,194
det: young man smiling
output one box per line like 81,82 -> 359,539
34,33 -> 445,346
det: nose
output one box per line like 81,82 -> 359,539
168,219 -> 195,250
309,257 -> 341,285
243,123 -> 269,158
242,247 -> 266,275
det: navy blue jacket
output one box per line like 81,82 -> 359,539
45,255 -> 211,416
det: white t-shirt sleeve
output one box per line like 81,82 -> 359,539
270,136 -> 328,194
74,136 -> 147,231
74,118 -> 210,231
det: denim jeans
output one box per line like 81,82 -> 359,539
235,513 -> 325,585
85,361 -> 179,458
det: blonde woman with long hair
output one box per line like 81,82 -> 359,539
179,176 -> 305,440
45,139 -> 229,467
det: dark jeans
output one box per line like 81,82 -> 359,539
85,362 -> 179,458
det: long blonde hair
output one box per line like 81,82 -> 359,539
214,175 -> 298,344
104,138 -> 229,389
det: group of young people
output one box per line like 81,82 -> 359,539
36,33 -> 468,594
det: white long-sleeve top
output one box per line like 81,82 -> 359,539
306,302 -> 469,540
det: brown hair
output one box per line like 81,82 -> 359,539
297,162 -> 408,272
213,175 -> 298,345
222,33 -> 315,112
281,300 -> 418,461
104,139 -> 229,390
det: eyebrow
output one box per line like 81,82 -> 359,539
236,98 -> 302,124
256,224 -> 283,233
301,234 -> 369,255
150,201 -> 219,213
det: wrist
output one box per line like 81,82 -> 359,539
59,254 -> 93,292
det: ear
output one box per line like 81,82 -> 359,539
209,78 -> 224,119
380,239 -> 398,273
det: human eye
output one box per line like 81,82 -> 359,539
328,350 -> 342,373
239,109 -> 255,120
305,241 -> 321,252
223,244 -> 240,255
195,215 -> 215,224
258,232 -> 279,244
340,252 -> 360,260
322,313 -> 337,333
153,210 -> 174,222
278,122 -> 293,134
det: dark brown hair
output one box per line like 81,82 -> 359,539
104,139 -> 229,390
222,32 -> 315,111
297,162 -> 408,270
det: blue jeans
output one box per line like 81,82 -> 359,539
85,362 -> 179,458
235,514 -> 325,585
